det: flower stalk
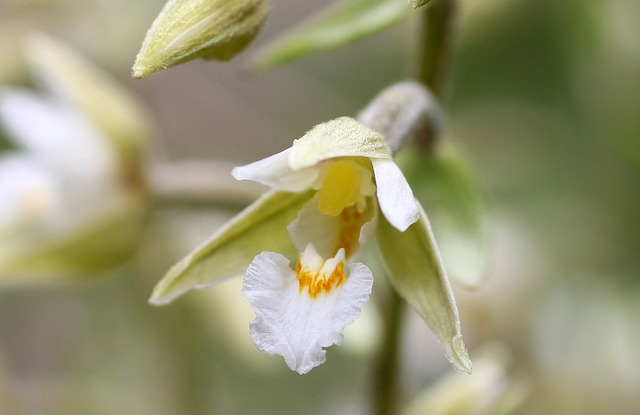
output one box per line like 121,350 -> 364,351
370,1 -> 461,413
372,286 -> 406,415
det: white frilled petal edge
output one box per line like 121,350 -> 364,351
242,246 -> 373,374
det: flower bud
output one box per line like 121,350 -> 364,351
132,0 -> 272,78
403,345 -> 527,415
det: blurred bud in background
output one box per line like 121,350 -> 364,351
132,0 -> 272,78
403,345 -> 527,415
0,34 -> 152,283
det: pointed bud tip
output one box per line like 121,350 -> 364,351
452,334 -> 473,374
131,55 -> 165,79
148,292 -> 170,306
131,66 -> 144,80
130,64 -> 150,80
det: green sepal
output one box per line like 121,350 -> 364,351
399,144 -> 491,288
132,0 -> 272,78
150,189 -> 313,305
253,0 -> 411,71
376,202 -> 472,373
0,197 -> 146,283
291,116 -> 391,169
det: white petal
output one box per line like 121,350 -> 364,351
287,196 -> 376,259
358,202 -> 379,255
0,89 -> 116,180
372,158 -> 419,232
242,249 -> 373,374
232,147 -> 319,192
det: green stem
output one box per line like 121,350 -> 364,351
417,0 -> 459,100
370,3 -> 460,414
373,287 -> 405,415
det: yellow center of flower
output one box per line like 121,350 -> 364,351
296,259 -> 347,299
317,160 -> 361,217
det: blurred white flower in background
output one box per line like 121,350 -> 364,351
0,154 -> 58,230
0,90 -> 122,231
0,34 -> 151,282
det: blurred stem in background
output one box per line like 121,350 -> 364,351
417,0 -> 458,100
373,1 -> 459,414
415,0 -> 458,156
373,288 -> 405,415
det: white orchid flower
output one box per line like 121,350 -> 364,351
152,116 -> 471,375
0,90 -> 123,230
0,34 -> 150,281
231,117 -> 419,372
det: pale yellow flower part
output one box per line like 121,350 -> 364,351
232,116 -> 420,259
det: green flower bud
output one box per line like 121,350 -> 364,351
132,0 -> 272,79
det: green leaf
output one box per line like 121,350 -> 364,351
253,0 -> 411,70
150,190 -> 313,305
399,144 -> 491,288
376,202 -> 472,373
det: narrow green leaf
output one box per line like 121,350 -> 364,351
376,203 -> 471,373
253,0 -> 411,70
399,145 -> 491,288
150,190 -> 313,305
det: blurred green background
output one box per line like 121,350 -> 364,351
1,0 -> 639,414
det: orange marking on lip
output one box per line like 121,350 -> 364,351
297,260 -> 347,299
335,207 -> 363,258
